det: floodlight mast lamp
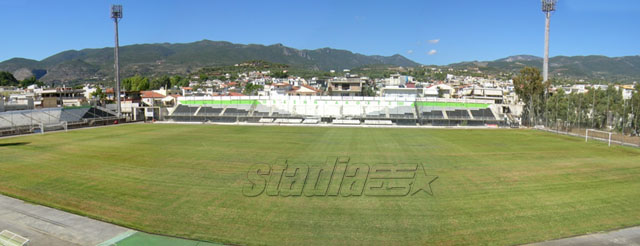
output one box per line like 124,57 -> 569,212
111,5 -> 123,117
542,0 -> 557,83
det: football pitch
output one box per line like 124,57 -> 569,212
1,124 -> 640,245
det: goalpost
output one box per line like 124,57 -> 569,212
37,121 -> 68,134
585,129 -> 613,147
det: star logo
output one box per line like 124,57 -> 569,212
410,164 -> 439,196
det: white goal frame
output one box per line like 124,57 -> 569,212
585,129 -> 612,147
37,121 -> 68,134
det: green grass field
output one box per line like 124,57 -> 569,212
1,124 -> 640,245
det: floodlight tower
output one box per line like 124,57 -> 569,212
111,5 -> 123,117
542,0 -> 557,83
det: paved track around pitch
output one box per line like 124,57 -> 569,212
0,194 -> 131,246
528,226 -> 640,246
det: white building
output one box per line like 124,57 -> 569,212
83,85 -> 98,100
618,85 -> 635,100
423,84 -> 454,98
385,74 -> 414,86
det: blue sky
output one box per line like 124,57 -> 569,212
0,0 -> 638,65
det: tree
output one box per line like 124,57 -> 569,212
604,86 -> 623,130
122,75 -> 150,91
0,71 -> 18,86
545,88 -> 567,129
432,72 -> 446,81
272,70 -> 288,78
631,84 -> 640,135
19,76 -> 43,88
150,75 -> 171,90
170,75 -> 190,88
199,73 -> 209,82
513,67 -> 549,126
243,82 -> 263,96
361,85 -> 375,97
90,87 -> 107,105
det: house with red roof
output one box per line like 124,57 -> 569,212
162,94 -> 180,107
287,85 -> 321,96
180,87 -> 193,96
272,82 -> 292,95
140,90 -> 165,106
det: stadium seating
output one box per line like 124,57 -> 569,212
0,108 -> 82,128
60,108 -> 90,122
0,106 -> 117,136
26,108 -> 62,125
421,110 -> 445,119
333,119 -> 361,125
388,106 -> 415,119
271,110 -> 291,117
16,113 -> 42,126
0,114 -> 31,128
0,116 -> 12,128
364,120 -> 393,125
252,105 -> 271,117
168,96 -> 506,126
446,110 -> 471,119
364,103 -> 387,118
274,118 -> 303,124
83,107 -> 116,118
470,108 -> 496,120
302,118 -> 320,124
173,105 -> 199,116
197,106 -> 223,116
223,106 -> 250,116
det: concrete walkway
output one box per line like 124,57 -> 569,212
528,227 -> 640,246
0,194 -> 131,246
2,192 -> 639,246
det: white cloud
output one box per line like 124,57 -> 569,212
428,39 -> 440,44
427,49 -> 437,55
407,50 -> 414,54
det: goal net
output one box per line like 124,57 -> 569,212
37,121 -> 68,134
585,129 -> 613,146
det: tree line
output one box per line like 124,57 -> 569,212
514,67 -> 640,135
0,71 -> 44,87
0,70 -> 190,91
121,75 -> 190,91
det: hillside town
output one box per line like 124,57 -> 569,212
1,66 -> 637,119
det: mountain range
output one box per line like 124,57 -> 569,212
1,40 -> 639,84
0,40 -> 418,84
450,55 -> 640,83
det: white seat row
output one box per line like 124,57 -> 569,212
364,120 -> 393,125
302,119 -> 320,124
333,119 -> 360,125
274,118 -> 303,124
